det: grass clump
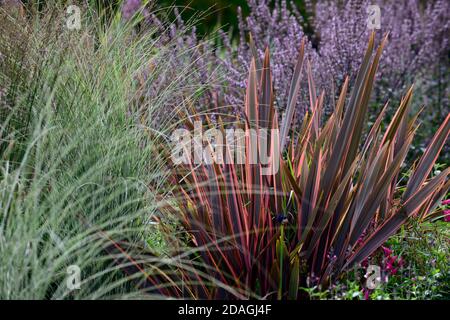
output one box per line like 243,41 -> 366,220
0,1 -> 197,299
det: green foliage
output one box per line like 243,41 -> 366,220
302,219 -> 449,300
0,2 -> 186,298
381,220 -> 449,299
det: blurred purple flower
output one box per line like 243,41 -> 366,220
125,0 -> 449,135
123,5 -> 222,127
121,0 -> 143,20
220,0 -> 319,119
217,0 -> 449,129
312,0 -> 449,102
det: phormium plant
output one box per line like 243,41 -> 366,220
154,32 -> 449,299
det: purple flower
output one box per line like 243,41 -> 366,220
218,0 -> 449,128
121,0 -> 143,20
133,0 -> 449,136
312,0 -> 449,100
220,0 -> 319,120
129,7 -> 221,128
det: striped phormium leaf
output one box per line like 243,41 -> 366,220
161,46 -> 290,299
158,32 -> 449,299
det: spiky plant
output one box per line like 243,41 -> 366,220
161,32 -> 449,299
282,33 -> 450,286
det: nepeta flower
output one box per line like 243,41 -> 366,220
123,0 -> 449,139
311,0 -> 449,102
220,0 -> 319,119
121,0 -> 143,20
219,0 -> 449,127
121,3 -> 222,127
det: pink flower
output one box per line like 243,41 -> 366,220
381,246 -> 392,257
361,258 -> 369,268
386,261 -> 394,271
444,209 -> 450,222
384,253 -> 404,275
363,288 -> 370,300
442,199 -> 450,205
